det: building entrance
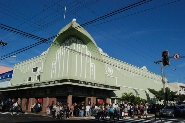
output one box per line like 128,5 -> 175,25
72,96 -> 85,104
56,96 -> 67,104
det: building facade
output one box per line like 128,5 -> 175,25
0,69 -> 13,99
0,19 -> 176,112
169,82 -> 185,95
0,66 -> 13,74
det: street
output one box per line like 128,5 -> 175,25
0,112 -> 185,123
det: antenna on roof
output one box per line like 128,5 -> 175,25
64,6 -> 66,19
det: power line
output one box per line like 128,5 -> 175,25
0,0 -> 100,50
0,0 -> 182,82
0,0 -> 151,60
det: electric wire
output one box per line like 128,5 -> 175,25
0,0 -> 152,60
0,0 -> 99,49
83,0 -> 184,80
0,0 -> 184,82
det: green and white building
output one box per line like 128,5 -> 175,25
0,19 -> 178,112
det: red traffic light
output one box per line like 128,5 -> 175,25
163,52 -> 167,56
162,51 -> 167,57
162,50 -> 170,66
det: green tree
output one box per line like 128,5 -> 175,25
176,94 -> 185,103
121,92 -> 147,104
121,92 -> 134,103
133,96 -> 147,104
165,87 -> 177,102
148,88 -> 163,101
148,87 -> 177,102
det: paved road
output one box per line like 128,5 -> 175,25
0,112 -> 185,123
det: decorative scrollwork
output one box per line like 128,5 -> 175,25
105,64 -> 113,76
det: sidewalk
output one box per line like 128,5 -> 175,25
24,111 -> 155,120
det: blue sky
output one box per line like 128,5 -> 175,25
0,0 -> 185,83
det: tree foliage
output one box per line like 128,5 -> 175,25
121,92 -> 147,104
177,94 -> 185,102
148,87 -> 178,102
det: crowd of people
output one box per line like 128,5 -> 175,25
0,98 -> 164,121
0,99 -> 23,116
45,101 -> 162,121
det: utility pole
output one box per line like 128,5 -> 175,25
154,60 -> 166,106
155,51 -> 185,105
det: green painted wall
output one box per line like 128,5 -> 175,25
42,21 -> 105,84
11,54 -> 46,85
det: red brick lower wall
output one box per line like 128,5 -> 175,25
85,97 -> 96,106
21,97 -> 110,113
106,98 -> 110,104
42,97 -> 49,113
21,98 -> 27,111
28,98 -> 36,111
49,98 -> 56,105
67,95 -> 72,107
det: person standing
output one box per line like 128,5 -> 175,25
11,100 -> 19,116
154,104 -> 162,122
50,101 -> 55,116
139,103 -> 144,118
124,105 -> 128,118
70,104 -> 74,117
64,104 -> 70,119
81,103 -> 85,117
109,105 -> 114,120
85,104 -> 91,117
91,103 -> 95,115
142,104 -> 148,119
127,104 -> 131,116
74,103 -> 79,117
46,104 -> 51,115
134,104 -> 138,115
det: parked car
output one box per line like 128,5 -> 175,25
179,105 -> 185,117
159,105 -> 183,117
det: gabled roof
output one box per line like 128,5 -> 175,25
0,66 -> 13,74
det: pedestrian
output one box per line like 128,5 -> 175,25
85,104 -> 90,117
109,105 -> 114,120
130,104 -> 134,117
142,104 -> 148,119
124,105 -> 128,118
154,104 -> 162,122
11,100 -> 19,116
46,104 -> 50,115
70,104 -> 74,117
139,103 -> 144,118
64,104 -> 70,119
74,103 -> 79,117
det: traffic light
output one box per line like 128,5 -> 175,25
162,50 -> 170,66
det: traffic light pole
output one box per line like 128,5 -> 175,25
154,60 -> 166,106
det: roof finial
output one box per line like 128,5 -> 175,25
72,18 -> 76,23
